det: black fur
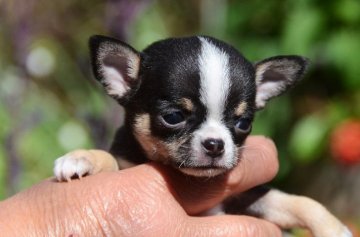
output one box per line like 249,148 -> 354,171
89,35 -> 308,170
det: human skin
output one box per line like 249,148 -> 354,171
0,136 -> 281,237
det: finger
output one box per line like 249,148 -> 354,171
227,135 -> 279,194
179,215 -> 282,237
0,136 -> 278,237
160,135 -> 279,214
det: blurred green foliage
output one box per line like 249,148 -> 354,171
0,0 -> 359,204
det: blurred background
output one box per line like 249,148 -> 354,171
0,0 -> 359,235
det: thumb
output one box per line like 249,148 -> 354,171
162,135 -> 279,215
180,215 -> 282,237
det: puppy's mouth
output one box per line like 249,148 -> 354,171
173,162 -> 228,177
179,167 -> 227,177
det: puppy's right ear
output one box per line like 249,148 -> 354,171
89,35 -> 141,102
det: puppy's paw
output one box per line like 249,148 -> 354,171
339,227 -> 353,237
54,150 -> 96,182
316,224 -> 353,237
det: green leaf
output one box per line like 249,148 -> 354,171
289,115 -> 329,163
282,6 -> 325,55
326,31 -> 360,89
334,0 -> 360,24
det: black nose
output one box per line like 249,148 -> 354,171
202,138 -> 225,158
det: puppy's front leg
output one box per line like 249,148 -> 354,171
226,187 -> 352,237
54,150 -> 119,182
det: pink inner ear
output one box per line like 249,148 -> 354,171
254,57 -> 307,109
256,81 -> 285,109
102,65 -> 130,97
255,63 -> 289,109
98,49 -> 140,98
103,54 -> 133,83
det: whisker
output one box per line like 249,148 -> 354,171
178,160 -> 186,169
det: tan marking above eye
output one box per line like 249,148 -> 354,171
234,102 -> 248,116
178,98 -> 194,112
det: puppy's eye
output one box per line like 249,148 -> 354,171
235,118 -> 252,134
161,111 -> 185,128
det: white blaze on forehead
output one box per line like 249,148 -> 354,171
191,37 -> 236,170
198,37 -> 231,121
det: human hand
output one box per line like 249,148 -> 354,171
0,136 -> 281,237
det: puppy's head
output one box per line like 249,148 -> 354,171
89,35 -> 308,177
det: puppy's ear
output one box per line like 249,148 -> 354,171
254,56 -> 309,109
89,35 -> 141,102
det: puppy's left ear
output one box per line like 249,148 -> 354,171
255,56 -> 309,109
89,35 -> 141,103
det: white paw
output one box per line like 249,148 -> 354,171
319,225 -> 353,237
54,151 -> 94,182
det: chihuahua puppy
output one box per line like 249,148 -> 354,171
54,35 -> 351,237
